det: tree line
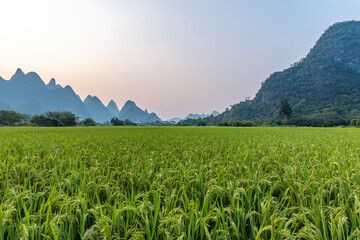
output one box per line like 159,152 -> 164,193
177,99 -> 360,127
1,101 -> 360,127
0,110 -> 136,127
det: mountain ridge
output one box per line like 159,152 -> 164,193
167,111 -> 219,123
107,100 -> 120,116
0,69 -> 162,123
118,100 -> 161,123
212,20 -> 360,122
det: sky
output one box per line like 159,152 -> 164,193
1,1 -> 360,120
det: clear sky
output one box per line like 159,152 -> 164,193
1,0 -> 360,119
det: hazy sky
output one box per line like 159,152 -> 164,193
1,1 -> 360,119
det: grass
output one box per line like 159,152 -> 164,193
0,127 -> 360,239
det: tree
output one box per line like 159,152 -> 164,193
45,112 -> 77,126
196,121 -> 206,126
279,99 -> 293,120
30,114 -> 40,126
0,110 -> 24,126
351,119 -> 357,126
356,119 -> 360,127
31,111 -> 78,127
83,118 -> 96,126
124,119 -> 137,126
111,117 -> 124,126
321,108 -> 346,127
110,117 -> 137,126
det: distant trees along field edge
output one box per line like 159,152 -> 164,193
0,110 -> 137,127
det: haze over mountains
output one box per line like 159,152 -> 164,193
0,69 -> 161,123
167,111 -> 220,123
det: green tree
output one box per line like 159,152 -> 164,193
83,118 -> 96,126
124,119 -> 137,126
111,117 -> 124,126
30,114 -> 40,126
350,119 -> 357,126
356,119 -> 360,127
196,121 -> 206,126
31,112 -> 78,127
0,110 -> 24,126
45,112 -> 77,126
279,99 -> 293,120
111,117 -> 137,126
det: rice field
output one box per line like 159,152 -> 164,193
1,127 -> 360,239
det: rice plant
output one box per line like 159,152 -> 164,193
0,127 -> 360,239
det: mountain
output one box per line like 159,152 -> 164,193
0,68 -> 90,118
211,111 -> 220,116
0,69 -> 161,123
118,100 -> 161,123
216,21 -> 360,121
186,113 -> 209,119
167,110 -> 220,123
167,117 -> 183,123
47,78 -> 62,90
185,110 -> 219,119
107,100 -> 120,116
0,101 -> 12,111
84,95 -> 114,122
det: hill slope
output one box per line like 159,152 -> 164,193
218,21 -> 360,121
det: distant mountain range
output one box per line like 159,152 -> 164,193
167,111 -> 219,123
0,69 -> 161,123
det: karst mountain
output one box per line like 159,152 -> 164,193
0,69 -> 161,123
215,21 -> 360,121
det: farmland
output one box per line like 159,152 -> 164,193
1,127 -> 360,239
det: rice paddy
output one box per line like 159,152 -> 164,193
1,126 -> 360,239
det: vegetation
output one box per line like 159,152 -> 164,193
30,111 -> 78,127
1,127 -> 360,239
110,117 -> 137,126
0,110 -> 26,126
0,109 -> 354,128
178,105 -> 353,127
0,110 -> 139,127
79,118 -> 97,126
210,21 -> 360,122
279,99 -> 293,120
